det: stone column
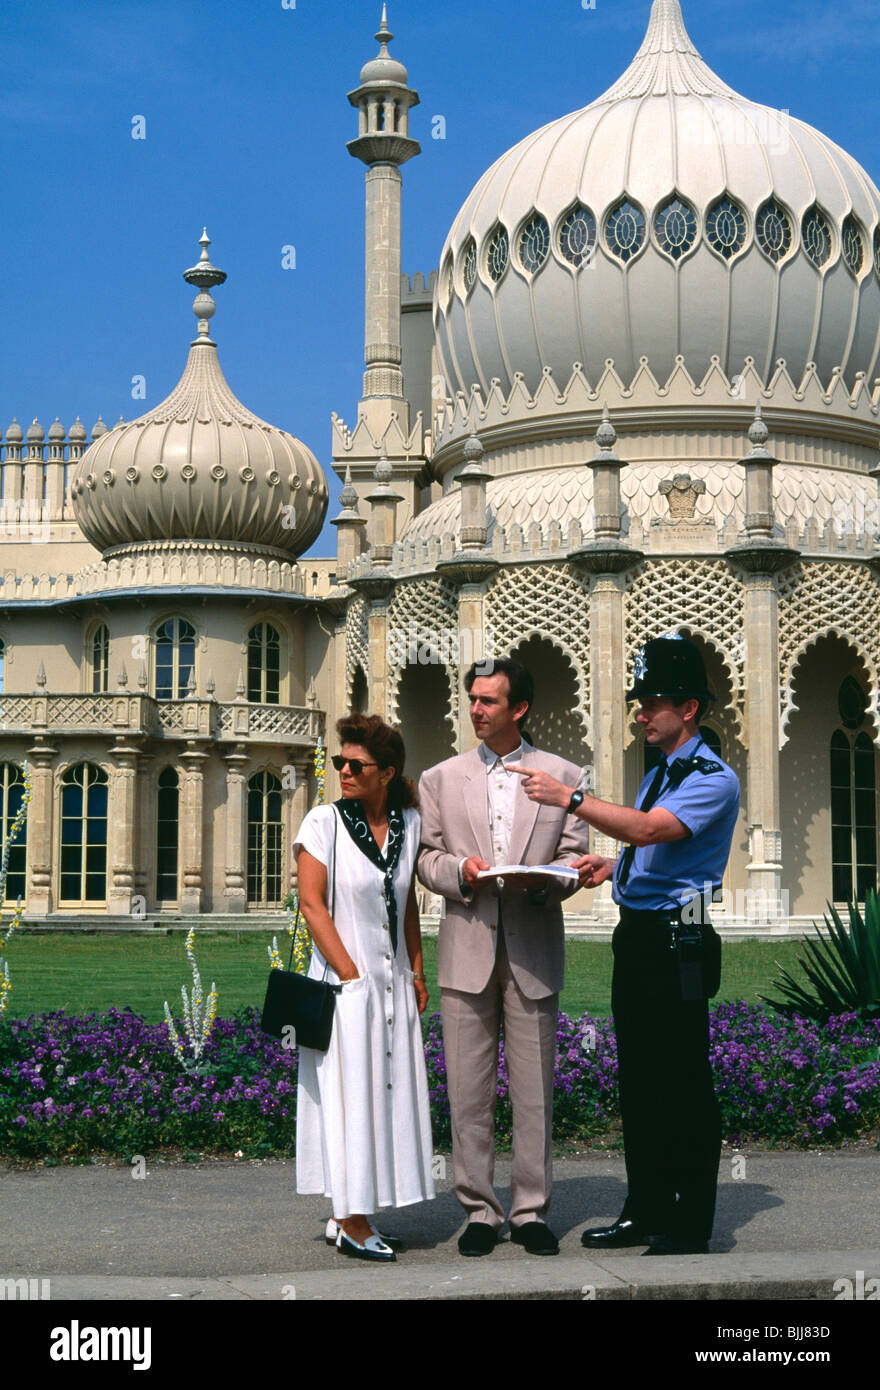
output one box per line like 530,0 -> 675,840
107,738 -> 140,915
569,409 -> 643,923
223,744 -> 249,913
287,755 -> 312,898
134,752 -> 154,913
179,742 -> 209,914
24,738 -> 57,915
726,406 -> 799,924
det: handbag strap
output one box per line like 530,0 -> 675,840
288,808 -> 338,974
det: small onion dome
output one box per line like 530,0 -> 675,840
360,6 -> 408,85
91,417 -> 108,438
70,233 -> 328,558
69,417 -> 87,442
27,418 -> 44,442
48,418 -> 66,442
5,419 -> 23,443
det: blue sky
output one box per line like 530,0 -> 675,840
2,0 -> 880,556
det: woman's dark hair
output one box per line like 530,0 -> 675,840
335,711 -> 418,809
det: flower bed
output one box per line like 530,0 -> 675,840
1,1004 -> 878,1160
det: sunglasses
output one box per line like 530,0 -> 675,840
331,755 -> 380,776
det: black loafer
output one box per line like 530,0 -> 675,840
510,1221 -> 559,1256
458,1223 -> 497,1257
580,1217 -> 650,1249
642,1234 -> 710,1256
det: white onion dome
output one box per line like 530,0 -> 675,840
69,417 -> 87,442
359,6 -> 408,86
434,0 -> 880,397
48,418 -> 65,442
5,419 -> 23,444
27,419 -> 44,443
71,233 -> 328,559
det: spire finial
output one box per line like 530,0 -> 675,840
183,229 -> 227,340
376,4 -> 392,48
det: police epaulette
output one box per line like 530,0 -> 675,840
693,757 -> 723,774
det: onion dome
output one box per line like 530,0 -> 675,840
69,418 -> 87,442
48,418 -> 66,442
91,417 -> 107,438
359,6 -> 408,86
71,232 -> 328,559
434,0 -> 880,395
27,419 -> 44,443
5,419 -> 23,444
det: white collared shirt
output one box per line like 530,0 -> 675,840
478,739 -> 525,865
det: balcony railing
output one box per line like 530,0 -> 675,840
0,693 -> 324,744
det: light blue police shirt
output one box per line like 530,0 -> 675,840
612,734 -> 740,913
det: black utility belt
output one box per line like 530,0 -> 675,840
616,906 -> 721,1001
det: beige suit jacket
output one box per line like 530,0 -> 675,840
417,745 -> 590,999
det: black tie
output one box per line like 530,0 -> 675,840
616,759 -> 667,889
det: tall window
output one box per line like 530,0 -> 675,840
91,625 -> 109,693
830,678 -> 877,901
247,623 -> 281,704
247,771 -> 282,905
156,767 -> 179,903
0,636 -> 5,695
0,763 -> 28,902
60,763 -> 108,903
155,618 -> 196,700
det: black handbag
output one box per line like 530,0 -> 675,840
261,811 -> 340,1051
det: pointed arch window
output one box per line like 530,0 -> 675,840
486,225 -> 509,283
756,200 -> 793,264
155,618 -> 196,700
60,763 -> 108,903
518,214 -> 550,274
461,238 -> 477,295
706,197 -> 747,262
841,214 -> 865,277
802,206 -> 833,269
0,763 -> 28,903
654,197 -> 698,262
248,623 -> 281,704
830,677 -> 877,903
156,767 -> 179,903
873,227 -> 880,281
247,771 -> 283,906
605,200 -> 646,264
91,625 -> 109,693
558,203 -> 597,269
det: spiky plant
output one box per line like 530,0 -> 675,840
760,889 -> 880,1023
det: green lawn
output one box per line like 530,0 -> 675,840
0,931 -> 810,1022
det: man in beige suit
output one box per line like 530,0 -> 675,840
417,658 -> 589,1257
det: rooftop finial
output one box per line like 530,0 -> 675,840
183,229 -> 227,340
595,0 -> 737,104
376,4 -> 392,47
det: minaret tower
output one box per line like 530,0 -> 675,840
333,6 -> 428,533
347,4 -> 420,417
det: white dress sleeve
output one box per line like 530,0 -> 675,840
293,805 -> 336,867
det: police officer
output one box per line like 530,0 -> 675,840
514,636 -> 740,1255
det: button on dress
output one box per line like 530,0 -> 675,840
293,804 -> 436,1218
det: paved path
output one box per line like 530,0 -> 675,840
3,1149 -> 879,1300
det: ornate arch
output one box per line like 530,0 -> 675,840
484,564 -> 591,739
345,595 -> 369,710
624,558 -> 745,737
387,577 -> 459,731
778,562 -> 880,747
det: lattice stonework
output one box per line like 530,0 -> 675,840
345,596 -> 369,706
777,560 -> 880,743
387,577 -> 459,729
624,559 -> 746,715
484,564 -> 592,736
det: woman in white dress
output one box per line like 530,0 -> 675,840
294,713 -> 435,1261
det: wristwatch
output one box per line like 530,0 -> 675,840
567,790 -> 585,814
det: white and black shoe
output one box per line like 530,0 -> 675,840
325,1218 -> 403,1251
335,1227 -> 397,1262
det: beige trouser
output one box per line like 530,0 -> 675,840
440,923 -> 558,1229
